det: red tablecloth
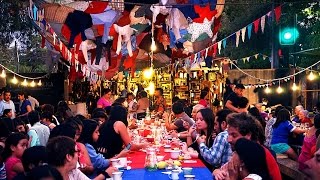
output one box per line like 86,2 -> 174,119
128,147 -> 206,169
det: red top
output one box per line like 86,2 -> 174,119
5,156 -> 21,180
264,147 -> 282,180
198,99 -> 208,107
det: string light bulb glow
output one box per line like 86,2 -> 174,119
308,71 -> 316,81
264,86 -> 271,94
150,38 -> 157,51
143,67 -> 154,79
146,82 -> 155,95
292,82 -> 299,91
37,79 -> 42,86
276,81 -> 283,94
11,76 -> 18,84
30,80 -> 36,87
21,79 -> 28,86
0,70 -> 6,78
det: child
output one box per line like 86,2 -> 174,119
3,133 -> 28,180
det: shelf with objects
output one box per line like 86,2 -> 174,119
173,70 -> 189,102
155,69 -> 173,107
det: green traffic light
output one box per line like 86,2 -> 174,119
279,27 -> 299,45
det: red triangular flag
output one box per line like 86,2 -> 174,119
274,6 -> 282,23
213,43 -> 218,57
41,35 -> 45,48
253,19 -> 260,34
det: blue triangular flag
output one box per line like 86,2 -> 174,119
222,39 -> 227,49
247,23 -> 253,39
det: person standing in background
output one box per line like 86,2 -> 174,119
97,89 -> 112,109
26,92 -> 39,111
18,92 -> 32,116
224,84 -> 246,113
0,90 -> 15,119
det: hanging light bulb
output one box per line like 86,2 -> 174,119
292,82 -> 299,91
11,75 -> 18,84
30,80 -> 36,87
150,37 -> 157,51
37,79 -> 42,86
21,79 -> 28,86
143,67 -> 154,79
264,86 -> 271,94
276,81 -> 283,94
308,71 -> 316,81
0,69 -> 6,78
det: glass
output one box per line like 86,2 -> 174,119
144,148 -> 158,171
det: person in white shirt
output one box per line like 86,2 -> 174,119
28,110 -> 50,146
0,90 -> 16,118
27,94 -> 39,110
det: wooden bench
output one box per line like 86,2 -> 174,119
277,157 -> 307,180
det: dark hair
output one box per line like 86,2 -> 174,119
104,106 -> 112,115
248,107 -> 266,128
22,146 -> 48,172
92,111 -> 108,120
27,165 -> 63,180
3,109 -> 12,117
3,90 -> 10,95
172,96 -> 180,104
17,91 -> 26,97
198,108 -> 215,147
102,88 -> 112,95
273,105 -> 285,118
28,111 -> 41,126
200,91 -> 208,99
46,136 -> 76,167
127,92 -> 135,98
3,132 -> 28,160
74,114 -> 86,121
41,111 -> 53,123
227,112 -> 263,143
238,97 -> 249,109
41,104 -> 55,114
139,91 -> 148,98
235,84 -> 245,89
235,138 -> 270,180
79,119 -> 99,145
113,97 -> 126,106
92,108 -> 106,115
65,117 -> 83,130
49,124 -> 76,139
314,114 -> 320,129
216,109 -> 233,132
172,102 -> 184,115
108,105 -> 128,126
14,118 -> 28,131
155,88 -> 163,95
0,120 -> 11,139
273,108 -> 290,128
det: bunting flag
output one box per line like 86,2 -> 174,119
267,11 -> 272,17
261,15 -> 266,33
205,48 -> 208,58
222,39 -> 227,48
213,43 -> 218,56
253,18 -> 260,34
247,23 -> 253,39
241,27 -> 246,42
236,31 -> 240,47
217,41 -> 222,54
274,6 -> 282,23
254,54 -> 259,59
263,55 -> 268,60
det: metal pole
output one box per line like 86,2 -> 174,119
271,0 -> 279,69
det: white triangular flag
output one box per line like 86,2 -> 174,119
254,54 -> 259,59
261,15 -> 266,33
218,41 -> 222,54
247,57 -> 250,62
205,48 -> 208,58
241,27 -> 247,42
236,31 -> 240,47
263,55 -> 267,60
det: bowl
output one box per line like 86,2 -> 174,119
157,156 -> 165,161
170,150 -> 181,159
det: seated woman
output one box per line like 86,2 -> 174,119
136,91 -> 150,120
97,105 -> 148,159
298,113 -> 320,170
186,108 -> 215,170
214,138 -> 271,180
271,108 -> 307,160
298,110 -> 312,125
79,119 -> 128,178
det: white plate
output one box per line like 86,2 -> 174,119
184,160 -> 197,164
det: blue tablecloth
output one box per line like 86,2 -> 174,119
122,167 -> 212,180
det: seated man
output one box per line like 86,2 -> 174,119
46,136 -> 116,180
165,102 -> 194,133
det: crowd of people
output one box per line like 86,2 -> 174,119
0,85 -> 320,180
